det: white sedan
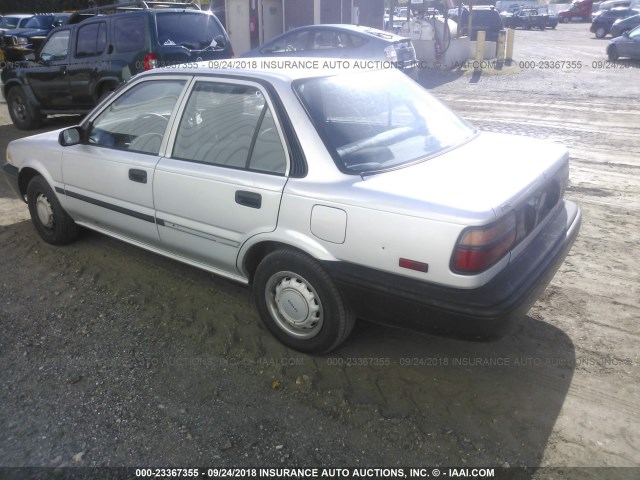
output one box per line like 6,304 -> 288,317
2,60 -> 581,353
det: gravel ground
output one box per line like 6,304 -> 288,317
0,22 -> 639,480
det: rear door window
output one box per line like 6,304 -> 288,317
172,81 -> 287,174
76,22 -> 107,58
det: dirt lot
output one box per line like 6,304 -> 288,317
0,23 -> 638,478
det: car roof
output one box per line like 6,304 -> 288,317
68,6 -> 216,24
3,14 -> 34,19
279,24 -> 409,43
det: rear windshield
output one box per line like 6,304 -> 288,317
24,15 -> 54,29
472,10 -> 503,26
294,69 -> 476,175
155,12 -> 225,50
0,17 -> 26,29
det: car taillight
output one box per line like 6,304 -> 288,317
384,45 -> 398,62
144,53 -> 158,70
451,212 -> 517,274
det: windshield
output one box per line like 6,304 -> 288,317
0,16 -> 26,29
155,12 -> 225,50
294,69 -> 476,175
24,15 -> 54,29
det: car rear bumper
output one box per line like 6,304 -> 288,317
325,200 -> 581,338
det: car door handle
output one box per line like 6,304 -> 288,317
128,169 -> 147,184
235,190 -> 261,209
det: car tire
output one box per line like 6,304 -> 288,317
253,248 -> 355,353
595,26 -> 607,39
562,17 -> 569,24
26,175 -> 79,246
607,45 -> 618,61
7,86 -> 43,131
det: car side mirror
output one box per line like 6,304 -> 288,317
59,127 -> 83,146
623,30 -> 630,37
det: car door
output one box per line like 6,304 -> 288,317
621,25 -> 640,57
154,78 -> 289,277
61,77 -> 189,246
67,20 -> 109,107
27,28 -> 72,108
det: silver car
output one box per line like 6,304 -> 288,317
2,60 -> 581,353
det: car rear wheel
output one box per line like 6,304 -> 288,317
607,45 -> 618,61
7,86 -> 43,130
595,26 -> 607,38
253,248 -> 355,353
562,17 -> 569,23
27,175 -> 79,245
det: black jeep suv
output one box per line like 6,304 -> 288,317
2,1 -> 233,130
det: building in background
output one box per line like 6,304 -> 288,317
217,0 -> 384,56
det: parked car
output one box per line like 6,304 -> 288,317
241,25 -> 417,76
610,13 -> 640,36
0,13 -> 71,62
1,60 -> 581,353
502,7 -> 549,30
607,23 -> 640,58
591,7 -> 640,37
456,6 -> 504,41
0,14 -> 33,60
1,0 -> 232,130
547,11 -> 560,28
558,0 -> 594,23
0,14 -> 33,35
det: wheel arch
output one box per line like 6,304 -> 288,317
93,78 -> 121,103
239,236 -> 339,285
4,80 -> 41,110
18,167 -> 44,199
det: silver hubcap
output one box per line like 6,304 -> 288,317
265,271 -> 323,339
35,193 -> 54,229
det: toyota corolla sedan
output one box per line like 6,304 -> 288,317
2,60 -> 581,353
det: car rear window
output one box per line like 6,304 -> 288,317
155,12 -> 225,50
115,16 -> 146,52
472,10 -> 503,26
294,69 -> 476,175
24,15 -> 54,29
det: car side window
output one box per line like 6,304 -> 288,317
76,22 -> 107,58
311,30 -> 347,50
40,30 -> 70,62
173,82 -> 286,175
261,30 -> 309,53
88,80 -> 186,155
114,16 -> 146,53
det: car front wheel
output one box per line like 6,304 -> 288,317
27,175 -> 79,245
253,249 -> 355,353
595,26 -> 607,38
7,86 -> 43,130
